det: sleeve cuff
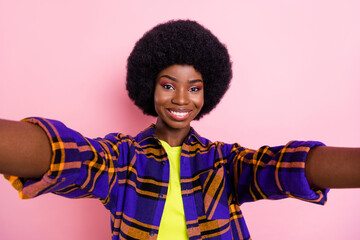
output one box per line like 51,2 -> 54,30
4,117 -> 82,199
277,141 -> 329,205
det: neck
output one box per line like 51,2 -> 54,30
154,118 -> 190,147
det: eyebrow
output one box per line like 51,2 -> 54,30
158,75 -> 203,83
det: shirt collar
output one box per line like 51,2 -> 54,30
135,124 -> 207,147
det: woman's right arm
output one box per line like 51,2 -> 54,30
0,119 -> 51,179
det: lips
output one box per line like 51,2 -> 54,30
167,109 -> 192,120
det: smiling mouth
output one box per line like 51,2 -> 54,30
167,109 -> 192,120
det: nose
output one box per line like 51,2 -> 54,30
171,88 -> 190,105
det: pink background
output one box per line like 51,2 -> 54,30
1,1 -> 359,239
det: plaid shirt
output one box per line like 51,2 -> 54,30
6,117 -> 328,240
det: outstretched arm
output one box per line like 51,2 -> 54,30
305,146 -> 360,189
0,119 -> 51,178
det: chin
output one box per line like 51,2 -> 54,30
165,120 -> 191,130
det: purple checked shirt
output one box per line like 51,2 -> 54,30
5,117 -> 328,240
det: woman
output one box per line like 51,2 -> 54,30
1,20 -> 359,240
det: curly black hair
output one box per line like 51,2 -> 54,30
126,19 -> 232,120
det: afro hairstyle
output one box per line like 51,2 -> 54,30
126,19 -> 232,120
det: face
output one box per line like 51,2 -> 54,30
154,64 -> 204,130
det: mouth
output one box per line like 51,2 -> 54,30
167,109 -> 192,120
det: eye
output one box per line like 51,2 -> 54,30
161,83 -> 174,90
189,86 -> 202,92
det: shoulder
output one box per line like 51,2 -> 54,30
189,127 -> 243,155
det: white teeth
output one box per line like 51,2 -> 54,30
170,110 -> 189,117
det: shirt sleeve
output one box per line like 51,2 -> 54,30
4,117 -> 130,206
228,141 -> 329,205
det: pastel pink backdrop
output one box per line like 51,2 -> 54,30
1,1 -> 359,239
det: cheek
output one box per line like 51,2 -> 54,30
154,90 -> 165,104
153,88 -> 161,113
193,93 -> 204,109
153,88 -> 170,112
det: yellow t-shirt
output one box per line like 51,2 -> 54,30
157,140 -> 188,239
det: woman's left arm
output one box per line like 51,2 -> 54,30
305,146 -> 360,189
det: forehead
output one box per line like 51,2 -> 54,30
156,64 -> 203,82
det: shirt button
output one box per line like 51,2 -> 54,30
159,194 -> 163,198
150,231 -> 155,236
161,161 -> 166,165
184,189 -> 190,197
